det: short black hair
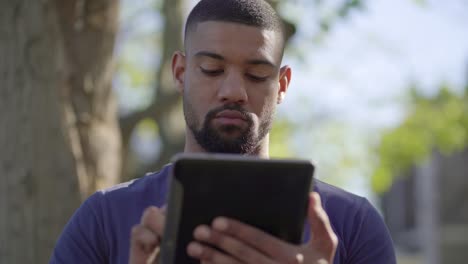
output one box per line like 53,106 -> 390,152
184,0 -> 285,51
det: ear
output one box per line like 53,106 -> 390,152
172,51 -> 186,94
277,65 -> 291,104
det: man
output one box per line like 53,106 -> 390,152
50,0 -> 396,263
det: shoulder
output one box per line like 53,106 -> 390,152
314,180 -> 396,263
313,179 -> 372,225
313,179 -> 368,210
313,178 -> 385,236
94,163 -> 173,207
313,179 -> 371,236
50,164 -> 173,263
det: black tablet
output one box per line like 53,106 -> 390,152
159,153 -> 314,264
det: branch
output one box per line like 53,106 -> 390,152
119,92 -> 180,144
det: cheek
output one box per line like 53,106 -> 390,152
184,77 -> 214,120
185,70 -> 218,101
247,85 -> 278,117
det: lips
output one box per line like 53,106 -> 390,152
214,110 -> 248,126
215,110 -> 247,120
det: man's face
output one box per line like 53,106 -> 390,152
175,21 -> 289,154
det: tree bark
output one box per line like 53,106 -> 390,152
54,0 -> 121,199
0,0 -> 120,262
0,1 -> 81,263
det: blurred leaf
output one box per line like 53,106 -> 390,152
372,166 -> 393,194
338,0 -> 363,17
270,118 -> 294,158
136,118 -> 159,135
412,0 -> 427,7
372,87 -> 468,194
117,59 -> 153,88
312,0 -> 366,42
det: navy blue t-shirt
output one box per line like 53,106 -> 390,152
50,164 -> 396,264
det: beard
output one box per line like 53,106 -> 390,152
184,99 -> 274,154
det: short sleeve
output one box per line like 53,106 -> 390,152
346,198 -> 396,264
49,192 -> 108,264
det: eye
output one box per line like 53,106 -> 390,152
200,67 -> 224,76
246,73 -> 268,82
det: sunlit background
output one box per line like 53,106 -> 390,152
115,0 -> 468,263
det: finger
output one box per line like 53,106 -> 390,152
140,206 -> 165,236
161,204 -> 167,214
187,241 -> 242,264
193,225 -> 276,264
211,217 -> 298,262
306,192 -> 338,259
131,225 -> 159,252
129,225 -> 160,264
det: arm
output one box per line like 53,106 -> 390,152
49,192 -> 108,264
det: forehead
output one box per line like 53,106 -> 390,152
185,21 -> 282,64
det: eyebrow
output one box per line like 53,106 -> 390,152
195,51 -> 224,61
194,51 -> 277,68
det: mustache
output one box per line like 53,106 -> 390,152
205,104 -> 251,122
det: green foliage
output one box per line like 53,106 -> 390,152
372,87 -> 468,194
270,118 -> 294,158
412,0 -> 427,7
136,118 -> 159,136
118,59 -> 152,88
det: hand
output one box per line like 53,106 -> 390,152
129,206 -> 166,264
187,192 -> 338,264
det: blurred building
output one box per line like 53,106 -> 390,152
382,149 -> 468,264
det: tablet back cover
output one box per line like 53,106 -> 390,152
160,154 -> 314,264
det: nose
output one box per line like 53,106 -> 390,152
217,71 -> 248,104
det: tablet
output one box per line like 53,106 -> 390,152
159,153 -> 314,264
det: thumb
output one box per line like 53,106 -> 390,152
306,192 -> 338,260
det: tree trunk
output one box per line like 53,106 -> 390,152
0,0 -> 120,262
0,1 -> 81,263
54,0 -> 121,199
